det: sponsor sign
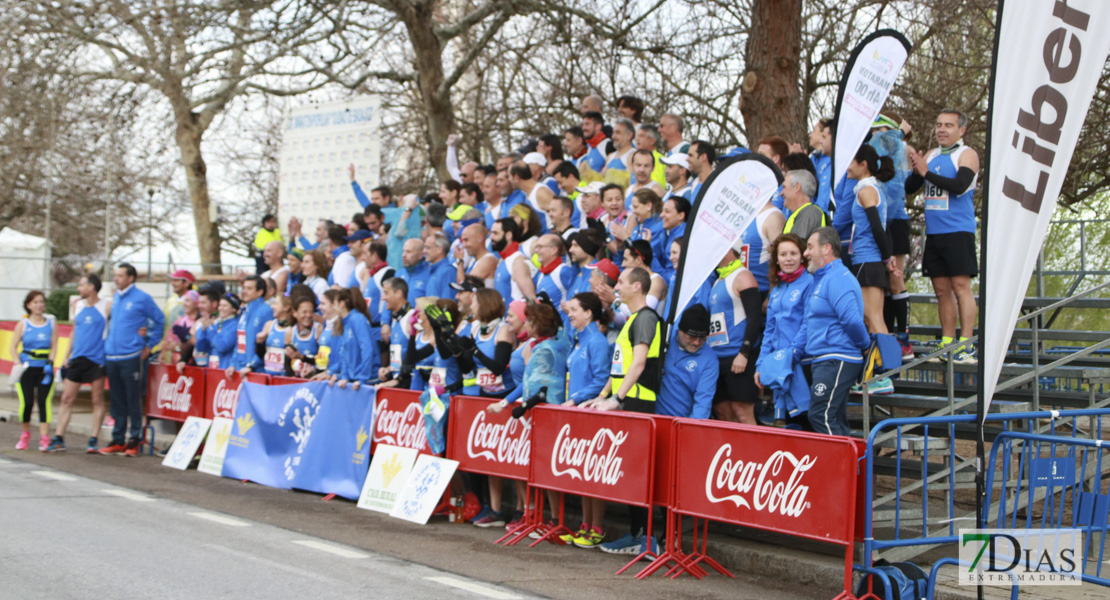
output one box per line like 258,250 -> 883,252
446,395 -> 531,480
358,444 -> 418,514
221,382 -> 324,490
197,417 -> 234,476
205,371 -> 244,421
529,405 -> 655,506
289,385 -> 376,500
672,420 -> 858,544
371,388 -> 432,455
390,454 -> 459,525
161,416 -> 212,470
146,364 -> 206,422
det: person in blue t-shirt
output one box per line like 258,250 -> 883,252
846,145 -> 898,348
424,233 -> 456,300
50,274 -> 109,453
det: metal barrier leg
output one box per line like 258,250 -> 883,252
678,517 -> 734,579
615,506 -> 657,576
636,510 -> 706,580
503,486 -> 544,546
528,492 -> 572,546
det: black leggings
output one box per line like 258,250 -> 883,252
18,366 -> 54,424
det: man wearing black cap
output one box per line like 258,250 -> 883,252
658,304 -> 719,419
567,229 -> 604,298
449,276 -> 484,331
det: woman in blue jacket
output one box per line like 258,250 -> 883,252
754,233 -> 815,429
564,293 -> 610,406
325,288 -> 378,390
207,294 -> 241,371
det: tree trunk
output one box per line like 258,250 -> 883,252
401,2 -> 456,183
174,114 -> 223,274
740,0 -> 805,147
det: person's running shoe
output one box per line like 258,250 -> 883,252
45,436 -> 66,452
639,535 -> 660,558
599,531 -> 643,555
850,383 -> 863,395
38,435 -> 50,452
953,345 -> 978,365
123,439 -> 140,457
104,416 -> 115,429
529,521 -> 556,540
99,442 -> 127,455
85,437 -> 99,454
867,377 -> 895,396
473,510 -> 505,528
896,333 -> 914,360
560,524 -> 588,544
572,527 -> 606,549
469,505 -> 493,525
15,431 -> 31,450
504,510 -> 525,532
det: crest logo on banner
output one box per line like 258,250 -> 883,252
704,445 -> 815,518
551,424 -> 627,485
198,417 -> 234,476
157,374 -> 194,412
382,452 -> 403,487
278,386 -> 321,482
236,413 -> 256,437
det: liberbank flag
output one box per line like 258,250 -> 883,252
982,0 -> 1110,413
668,154 -> 781,324
831,30 -> 911,193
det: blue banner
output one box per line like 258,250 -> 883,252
222,382 -> 375,499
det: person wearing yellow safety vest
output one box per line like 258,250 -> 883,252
253,213 -> 283,274
580,265 -> 661,557
781,169 -> 827,242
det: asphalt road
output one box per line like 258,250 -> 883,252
0,420 -> 817,600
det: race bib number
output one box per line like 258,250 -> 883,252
236,330 -> 247,354
611,345 -> 625,377
476,368 -> 501,388
194,352 -> 209,368
263,347 -> 284,372
923,182 -> 948,211
708,312 -> 729,347
429,367 -> 447,387
209,355 -> 220,369
737,244 -> 750,268
389,343 -> 402,371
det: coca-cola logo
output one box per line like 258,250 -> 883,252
373,399 -> 427,450
212,379 -> 242,419
157,374 -> 194,413
466,410 -> 530,466
705,445 -> 815,518
550,424 -> 626,485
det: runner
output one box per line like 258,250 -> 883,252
707,246 -> 763,424
10,291 -> 57,452
47,275 -> 109,453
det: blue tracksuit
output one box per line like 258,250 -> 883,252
831,174 -> 857,251
658,335 -> 718,419
656,222 -> 686,284
336,311 -> 378,384
631,215 -> 666,271
208,317 -> 237,369
757,272 -> 815,365
811,152 -> 832,213
425,258 -> 456,300
232,298 -> 273,370
792,261 -> 869,364
105,285 -> 164,361
565,322 -> 610,404
396,262 -> 432,304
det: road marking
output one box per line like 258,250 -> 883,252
291,540 -> 368,559
101,489 -> 155,502
189,512 -> 249,527
32,470 -> 77,481
425,576 -> 522,599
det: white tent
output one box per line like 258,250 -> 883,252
0,228 -> 50,321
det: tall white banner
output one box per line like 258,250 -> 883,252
668,154 -> 782,323
832,30 -> 912,192
983,0 -> 1110,412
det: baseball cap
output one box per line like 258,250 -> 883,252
586,258 -> 620,282
678,304 -> 710,338
522,152 -> 547,167
574,181 -> 605,195
169,269 -> 195,284
871,114 -> 899,130
661,153 -> 690,169
345,229 -> 373,243
448,280 -> 481,293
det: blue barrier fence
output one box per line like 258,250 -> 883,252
857,408 -> 1110,598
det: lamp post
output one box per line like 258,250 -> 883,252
147,188 -> 155,281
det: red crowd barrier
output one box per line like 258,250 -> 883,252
146,364 -> 206,421
446,396 -> 531,481
370,388 -> 432,455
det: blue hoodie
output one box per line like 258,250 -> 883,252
232,298 -> 273,370
336,310 -> 378,384
791,260 -> 869,364
566,322 -> 610,404
396,261 -> 431,304
208,317 -> 238,369
659,335 -> 718,419
757,271 -> 815,366
106,285 -> 165,361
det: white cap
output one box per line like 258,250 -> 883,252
661,153 -> 690,169
574,181 -> 605,195
523,152 -> 547,167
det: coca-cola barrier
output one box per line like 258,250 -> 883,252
146,364 -> 206,421
447,396 -> 531,481
370,388 -> 432,455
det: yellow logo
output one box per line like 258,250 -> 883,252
236,413 -> 256,436
738,174 -> 747,184
873,49 -> 881,59
382,451 -> 402,487
356,426 -> 369,451
214,424 -> 231,450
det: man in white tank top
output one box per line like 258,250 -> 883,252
259,241 -> 290,293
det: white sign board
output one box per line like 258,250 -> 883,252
389,455 -> 459,525
358,444 -> 418,514
197,417 -> 234,476
161,417 -> 212,470
278,96 -> 381,231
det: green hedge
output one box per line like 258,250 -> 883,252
46,288 -> 76,322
